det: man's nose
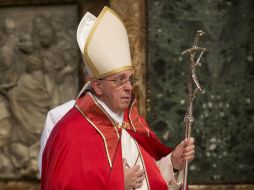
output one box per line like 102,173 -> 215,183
124,80 -> 133,91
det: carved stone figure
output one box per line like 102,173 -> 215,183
55,41 -> 79,102
0,20 -> 18,88
8,55 -> 59,145
0,153 -> 13,177
0,95 -> 12,148
0,6 -> 79,178
34,15 -> 79,102
4,141 -> 40,177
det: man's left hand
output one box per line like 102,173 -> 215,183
171,137 -> 195,171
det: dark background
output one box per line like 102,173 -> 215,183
147,0 -> 254,184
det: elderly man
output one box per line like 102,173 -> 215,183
40,6 -> 195,190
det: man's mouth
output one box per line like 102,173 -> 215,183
121,97 -> 131,101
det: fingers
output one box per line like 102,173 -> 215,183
187,137 -> 195,145
133,164 -> 140,171
184,138 -> 195,155
174,138 -> 190,155
183,138 -> 195,161
125,166 -> 145,189
134,174 -> 145,188
184,149 -> 195,157
182,138 -> 195,153
136,168 -> 145,177
183,150 -> 195,160
179,139 -> 188,148
175,138 -> 195,161
123,162 -> 146,190
183,137 -> 194,146
184,144 -> 195,152
125,164 -> 143,177
184,153 -> 194,161
132,165 -> 145,177
138,174 -> 145,181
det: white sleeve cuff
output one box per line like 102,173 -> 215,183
156,153 -> 183,190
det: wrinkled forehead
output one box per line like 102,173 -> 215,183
106,69 -> 134,79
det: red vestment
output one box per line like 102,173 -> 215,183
41,93 -> 173,190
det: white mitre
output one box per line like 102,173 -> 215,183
77,6 -> 133,79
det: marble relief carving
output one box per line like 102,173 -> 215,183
0,6 -> 79,178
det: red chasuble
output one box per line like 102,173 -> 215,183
41,92 -> 173,190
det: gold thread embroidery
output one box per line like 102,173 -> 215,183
128,98 -> 137,132
83,7 -> 108,77
122,122 -> 130,129
99,66 -> 133,79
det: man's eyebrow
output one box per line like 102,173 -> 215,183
114,74 -> 129,78
110,72 -> 133,79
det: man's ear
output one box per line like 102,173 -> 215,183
91,80 -> 102,96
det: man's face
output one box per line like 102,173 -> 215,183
94,69 -> 134,114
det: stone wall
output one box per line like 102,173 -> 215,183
0,4 -> 79,179
147,0 -> 254,184
0,0 -> 107,181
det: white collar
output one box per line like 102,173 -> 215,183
94,96 -> 124,125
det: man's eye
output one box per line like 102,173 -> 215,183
117,78 -> 124,83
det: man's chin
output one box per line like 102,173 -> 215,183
119,102 -> 130,111
122,100 -> 131,106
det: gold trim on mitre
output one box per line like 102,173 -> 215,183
82,8 -> 107,77
82,53 -> 99,77
83,6 -> 133,79
99,66 -> 133,79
